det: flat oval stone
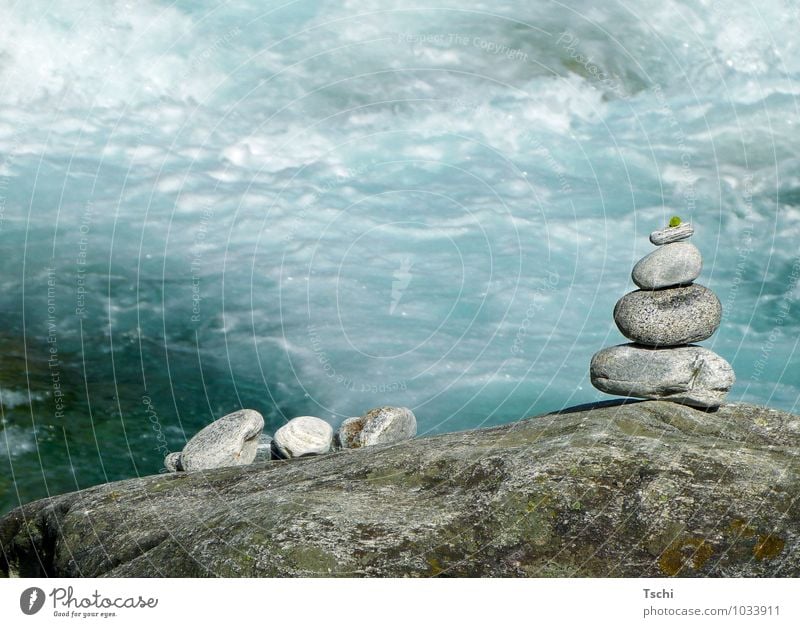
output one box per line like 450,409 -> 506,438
337,407 -> 417,449
613,284 -> 721,346
273,416 -> 333,458
632,242 -> 702,289
181,409 -> 264,471
649,222 -> 694,245
590,343 -> 735,408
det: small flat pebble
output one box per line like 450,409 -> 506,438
590,343 -> 735,408
649,222 -> 694,245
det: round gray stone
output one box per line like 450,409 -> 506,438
273,416 -> 333,459
335,417 -> 363,449
632,242 -> 702,289
613,284 -> 721,347
590,343 -> 735,408
337,407 -> 417,449
181,409 -> 264,471
649,222 -> 694,245
164,452 -> 183,472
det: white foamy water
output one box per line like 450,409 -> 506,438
0,0 -> 798,509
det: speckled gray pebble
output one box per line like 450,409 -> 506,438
590,343 -> 735,408
164,452 -> 182,472
613,284 -> 721,346
337,406 -> 417,449
649,222 -> 694,245
180,409 -> 264,471
632,242 -> 702,289
273,416 -> 333,458
253,434 -> 274,463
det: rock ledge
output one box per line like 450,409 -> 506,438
1,401 -> 797,577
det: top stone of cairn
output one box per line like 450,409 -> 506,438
650,217 -> 694,245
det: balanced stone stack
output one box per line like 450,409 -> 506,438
590,220 -> 735,408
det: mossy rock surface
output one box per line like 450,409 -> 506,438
1,401 -> 798,577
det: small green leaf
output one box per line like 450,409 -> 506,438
669,216 -> 682,227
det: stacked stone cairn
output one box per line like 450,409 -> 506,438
590,218 -> 735,408
164,405 -> 417,472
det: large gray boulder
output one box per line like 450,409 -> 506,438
1,401 -> 797,577
590,343 -> 735,408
